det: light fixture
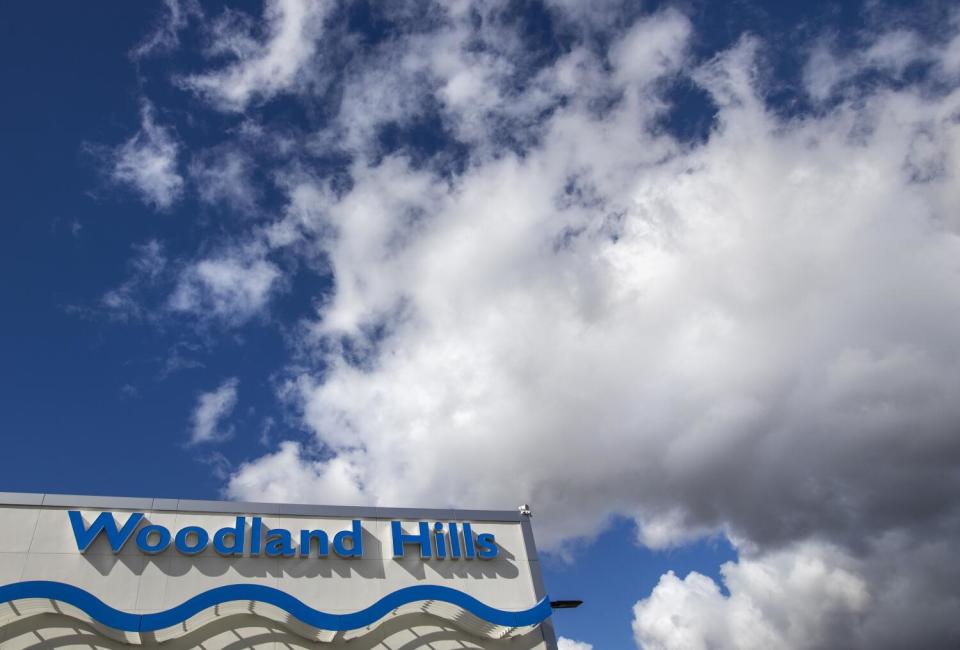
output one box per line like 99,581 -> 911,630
550,600 -> 583,609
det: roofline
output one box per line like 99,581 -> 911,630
0,491 -> 523,522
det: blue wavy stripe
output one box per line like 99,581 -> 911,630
0,581 -> 551,632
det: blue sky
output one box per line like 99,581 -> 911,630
3,1 -> 960,648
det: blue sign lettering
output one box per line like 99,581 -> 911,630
68,512 -> 497,560
136,525 -> 170,554
68,510 -> 143,553
390,521 -> 498,560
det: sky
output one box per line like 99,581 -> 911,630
2,0 -> 960,647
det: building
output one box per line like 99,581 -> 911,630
0,492 -> 558,649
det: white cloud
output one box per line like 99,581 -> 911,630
130,0 -> 201,59
558,638 -> 593,650
610,9 -> 691,87
307,0 -> 651,161
94,3 -> 960,646
236,27 -> 960,544
169,254 -> 281,324
218,11 -> 960,647
180,0 -> 331,111
942,24 -> 960,78
632,542 -> 869,650
803,28 -> 940,103
101,240 -> 167,320
189,148 -> 259,214
227,441 -> 365,504
109,101 -> 183,209
189,378 -> 239,444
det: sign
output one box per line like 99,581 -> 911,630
67,511 -> 499,559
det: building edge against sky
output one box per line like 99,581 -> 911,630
0,491 -> 559,649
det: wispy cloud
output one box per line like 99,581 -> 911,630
179,0 -> 331,111
107,101 -> 183,209
130,0 -> 202,59
169,253 -> 281,325
101,240 -> 167,320
188,147 -> 259,215
189,378 -> 239,445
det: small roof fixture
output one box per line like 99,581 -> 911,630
550,600 -> 583,609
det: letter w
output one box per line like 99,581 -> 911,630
68,511 -> 144,553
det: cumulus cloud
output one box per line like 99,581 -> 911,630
634,533 -> 960,649
558,638 -> 593,650
216,8 -> 960,647
633,542 -> 869,650
108,101 -> 183,209
169,254 -> 281,324
235,24 -> 960,545
180,0 -> 331,110
189,378 -> 239,444
227,441 -> 365,504
99,2 -> 960,646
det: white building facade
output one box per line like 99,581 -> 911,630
0,493 -> 557,649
